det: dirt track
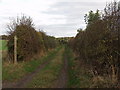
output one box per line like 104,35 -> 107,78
2,60 -> 50,88
3,47 -> 69,88
53,59 -> 68,88
52,53 -> 68,88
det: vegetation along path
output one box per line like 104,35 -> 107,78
3,46 -> 72,88
26,46 -> 68,88
3,47 -> 62,88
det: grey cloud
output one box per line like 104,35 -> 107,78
43,2 -> 105,15
37,22 -> 86,37
0,0 -> 108,37
40,1 -> 106,37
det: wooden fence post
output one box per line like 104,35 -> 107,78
14,35 -> 17,64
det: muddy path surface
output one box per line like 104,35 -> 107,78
3,47 -> 70,88
52,48 -> 68,88
2,60 -> 51,88
53,59 -> 68,88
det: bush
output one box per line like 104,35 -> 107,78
7,15 -> 58,62
69,1 -> 120,87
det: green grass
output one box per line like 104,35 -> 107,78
27,47 -> 64,88
0,40 -> 8,51
67,46 -> 93,88
2,47 -> 61,82
65,46 -> 80,88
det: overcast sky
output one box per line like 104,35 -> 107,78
0,0 -> 114,37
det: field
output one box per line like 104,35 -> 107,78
0,40 -> 8,51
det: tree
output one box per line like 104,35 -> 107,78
70,1 -> 120,87
7,15 -> 41,61
84,10 -> 101,26
103,1 -> 120,83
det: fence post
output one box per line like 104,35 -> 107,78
14,35 -> 17,64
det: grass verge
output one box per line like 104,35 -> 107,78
26,47 -> 64,88
2,47 -> 61,82
67,47 -> 92,88
66,47 -> 79,88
